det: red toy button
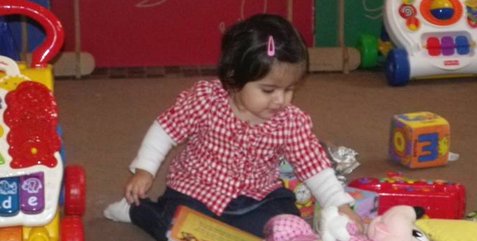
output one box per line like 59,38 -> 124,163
399,4 -> 417,18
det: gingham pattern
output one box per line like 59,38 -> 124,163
158,80 -> 331,215
264,214 -> 318,241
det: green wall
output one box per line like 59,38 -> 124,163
315,0 -> 385,47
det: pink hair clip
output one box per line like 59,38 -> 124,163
267,35 -> 275,57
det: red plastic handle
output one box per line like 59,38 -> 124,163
0,0 -> 64,68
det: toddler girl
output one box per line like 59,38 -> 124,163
104,13 -> 362,240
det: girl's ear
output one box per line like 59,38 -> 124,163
413,206 -> 426,219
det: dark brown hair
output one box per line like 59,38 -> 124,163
217,14 -> 308,91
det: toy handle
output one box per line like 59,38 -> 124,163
0,0 -> 64,68
0,55 -> 22,77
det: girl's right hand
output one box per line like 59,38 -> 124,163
124,169 -> 154,206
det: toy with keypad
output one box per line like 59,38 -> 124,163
0,1 -> 86,241
389,111 -> 450,168
387,0 -> 477,85
359,0 -> 477,86
348,172 -> 466,219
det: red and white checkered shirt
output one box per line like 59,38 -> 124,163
158,80 -> 331,215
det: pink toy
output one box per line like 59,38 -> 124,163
365,205 -> 426,241
264,214 -> 319,241
264,205 -> 428,241
323,205 -> 428,241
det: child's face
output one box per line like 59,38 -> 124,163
231,62 -> 305,124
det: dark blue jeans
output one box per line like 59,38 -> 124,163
129,187 -> 300,241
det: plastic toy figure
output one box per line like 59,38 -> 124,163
0,1 -> 86,240
358,0 -> 477,86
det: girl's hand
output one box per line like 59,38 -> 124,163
124,169 -> 154,206
338,204 -> 364,233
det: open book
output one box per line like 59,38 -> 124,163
167,206 -> 261,241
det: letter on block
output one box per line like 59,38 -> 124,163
389,112 -> 450,168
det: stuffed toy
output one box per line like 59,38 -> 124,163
264,214 -> 319,241
318,205 -> 429,241
330,207 -> 477,241
263,205 -> 428,241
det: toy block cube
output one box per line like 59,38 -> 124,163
389,111 -> 450,168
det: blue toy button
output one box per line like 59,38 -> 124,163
0,177 -> 20,216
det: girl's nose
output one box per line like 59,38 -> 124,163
274,91 -> 286,105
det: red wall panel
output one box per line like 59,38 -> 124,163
50,1 -> 75,51
52,0 -> 314,68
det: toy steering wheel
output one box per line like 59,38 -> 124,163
0,0 -> 64,68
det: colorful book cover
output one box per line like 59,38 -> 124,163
167,206 -> 261,241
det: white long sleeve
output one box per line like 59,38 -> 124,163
129,121 -> 176,177
304,168 -> 354,208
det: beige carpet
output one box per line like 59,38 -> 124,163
54,70 -> 477,241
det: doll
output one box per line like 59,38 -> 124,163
264,205 -> 428,241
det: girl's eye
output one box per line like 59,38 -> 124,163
262,89 -> 274,94
285,87 -> 295,92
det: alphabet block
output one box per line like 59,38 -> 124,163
389,112 -> 450,168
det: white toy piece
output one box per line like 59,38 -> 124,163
382,0 -> 477,86
320,206 -> 352,241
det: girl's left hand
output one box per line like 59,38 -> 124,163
338,204 -> 364,233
